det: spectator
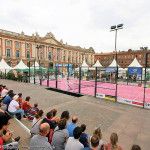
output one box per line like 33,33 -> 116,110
2,92 -> 14,110
104,133 -> 122,150
88,135 -> 100,150
17,93 -> 23,108
27,103 -> 39,121
1,86 -> 8,98
22,96 -> 32,115
60,110 -> 70,121
50,109 -> 60,123
67,115 -> 78,137
8,95 -> 25,119
93,127 -> 104,150
30,123 -> 53,150
0,112 -> 18,150
65,126 -> 84,150
52,119 -> 69,150
30,110 -> 44,137
79,124 -> 89,148
131,145 -> 141,150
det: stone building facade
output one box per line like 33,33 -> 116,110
0,29 -> 95,68
95,49 -> 150,68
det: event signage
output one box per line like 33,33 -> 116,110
144,102 -> 150,109
96,93 -> 105,99
128,67 -> 142,75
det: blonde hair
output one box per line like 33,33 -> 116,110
93,127 -> 102,140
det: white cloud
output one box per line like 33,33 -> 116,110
0,0 -> 150,52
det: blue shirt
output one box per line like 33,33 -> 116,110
67,122 -> 77,137
3,95 -> 12,106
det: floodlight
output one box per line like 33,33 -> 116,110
117,24 -> 123,28
111,25 -> 116,30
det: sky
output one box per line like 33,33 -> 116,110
0,0 -> 150,53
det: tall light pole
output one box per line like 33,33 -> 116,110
110,24 -> 123,101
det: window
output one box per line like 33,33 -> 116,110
5,40 -> 12,47
16,50 -> 20,58
15,41 -> 20,49
26,51 -> 30,59
63,51 -> 66,61
48,52 -> 52,60
57,48 -> 61,61
6,49 -> 11,57
26,43 -> 30,49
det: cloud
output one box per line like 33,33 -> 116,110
0,0 -> 150,52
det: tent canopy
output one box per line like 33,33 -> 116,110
128,58 -> 142,67
93,60 -> 103,67
81,59 -> 89,68
108,59 -> 120,68
0,59 -> 12,73
13,60 -> 28,70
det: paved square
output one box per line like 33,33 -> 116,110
1,79 -> 150,150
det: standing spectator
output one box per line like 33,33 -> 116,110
104,133 -> 122,150
93,127 -> 104,150
79,124 -> 89,148
67,116 -> 78,137
27,103 -> 39,121
30,123 -> 53,150
22,96 -> 32,115
52,119 -> 69,150
131,145 -> 141,150
8,95 -> 25,119
65,126 -> 84,150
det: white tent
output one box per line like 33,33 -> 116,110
13,60 -> 28,70
31,61 -> 39,68
128,58 -> 142,67
81,59 -> 89,68
0,59 -> 12,73
108,59 -> 120,68
93,60 -> 103,67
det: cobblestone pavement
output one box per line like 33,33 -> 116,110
1,79 -> 150,150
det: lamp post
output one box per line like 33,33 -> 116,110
110,24 -> 123,102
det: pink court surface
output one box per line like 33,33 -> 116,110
42,78 -> 150,108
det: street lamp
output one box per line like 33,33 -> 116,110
110,24 -> 123,101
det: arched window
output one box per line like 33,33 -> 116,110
48,52 -> 52,60
16,50 -> 20,58
6,49 -> 11,57
26,51 -> 30,59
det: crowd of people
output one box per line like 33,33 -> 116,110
0,84 -> 142,150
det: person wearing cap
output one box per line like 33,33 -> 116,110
8,95 -> 25,118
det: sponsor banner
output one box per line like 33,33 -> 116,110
117,97 -> 143,107
105,95 -> 116,102
96,93 -> 105,99
144,102 -> 150,109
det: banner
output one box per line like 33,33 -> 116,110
128,67 -> 142,75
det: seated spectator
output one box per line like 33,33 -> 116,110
1,86 -> 8,98
93,127 -> 104,149
67,115 -> 78,137
17,93 -> 23,108
0,112 -> 19,150
22,96 -> 32,115
8,95 -> 25,119
60,110 -> 70,121
30,110 -> 44,137
79,124 -> 89,148
52,119 -> 69,150
104,133 -> 122,150
50,109 -> 60,123
65,126 -> 84,150
2,92 -> 14,111
27,103 -> 39,121
30,123 -> 53,150
131,145 -> 141,150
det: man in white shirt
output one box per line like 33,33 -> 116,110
8,95 -> 25,118
65,126 -> 84,150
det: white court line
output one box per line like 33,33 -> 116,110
14,118 -> 30,134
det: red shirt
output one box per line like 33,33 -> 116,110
22,101 -> 31,111
0,137 -> 4,150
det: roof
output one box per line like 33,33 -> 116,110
128,57 -> 142,67
13,60 -> 28,70
93,60 -> 103,67
108,59 -> 120,67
